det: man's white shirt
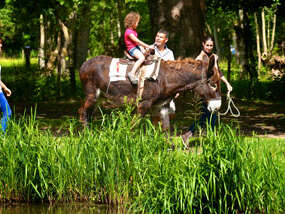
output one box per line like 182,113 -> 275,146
154,45 -> 174,61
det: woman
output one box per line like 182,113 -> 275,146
182,37 -> 233,142
0,66 -> 12,133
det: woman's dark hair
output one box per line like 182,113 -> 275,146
202,36 -> 214,44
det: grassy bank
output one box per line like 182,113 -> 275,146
0,107 -> 284,213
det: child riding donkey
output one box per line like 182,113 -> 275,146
124,12 -> 154,99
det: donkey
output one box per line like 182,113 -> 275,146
78,55 -> 221,130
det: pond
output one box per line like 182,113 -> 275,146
0,202 -> 123,214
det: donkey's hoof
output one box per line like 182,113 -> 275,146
181,131 -> 193,148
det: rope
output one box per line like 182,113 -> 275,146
106,80 -> 111,94
218,91 -> 240,117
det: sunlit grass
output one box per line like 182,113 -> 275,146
0,57 -> 37,67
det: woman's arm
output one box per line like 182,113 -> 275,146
129,34 -> 154,49
220,76 -> 233,92
0,81 -> 12,96
215,54 -> 233,92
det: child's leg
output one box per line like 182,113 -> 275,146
0,92 -> 12,133
128,49 -> 145,84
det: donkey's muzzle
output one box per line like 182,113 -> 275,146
207,98 -> 221,112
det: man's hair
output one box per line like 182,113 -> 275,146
124,12 -> 140,28
157,29 -> 169,38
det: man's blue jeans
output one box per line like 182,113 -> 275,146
189,101 -> 217,133
0,92 -> 12,132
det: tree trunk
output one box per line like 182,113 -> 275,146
148,0 -> 206,57
38,14 -> 45,69
267,17 -> 270,50
261,8 -> 267,54
46,21 -> 60,73
234,9 -> 247,78
270,14 -> 276,52
254,12 -> 261,72
56,32 -> 62,98
213,25 -> 220,57
59,20 -> 72,75
117,0 -> 125,55
224,35 -> 232,82
73,1 -> 92,69
243,10 -> 258,96
116,0 -> 125,38
232,32 -> 239,65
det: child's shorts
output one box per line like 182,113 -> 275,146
128,46 -> 141,57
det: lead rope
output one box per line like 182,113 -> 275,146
218,91 -> 240,117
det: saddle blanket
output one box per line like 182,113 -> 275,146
109,58 -> 128,82
109,58 -> 160,82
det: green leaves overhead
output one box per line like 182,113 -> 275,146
207,0 -> 278,12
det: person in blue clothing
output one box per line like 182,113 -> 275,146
182,36 -> 233,143
0,66 -> 12,133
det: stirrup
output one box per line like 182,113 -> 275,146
127,72 -> 138,84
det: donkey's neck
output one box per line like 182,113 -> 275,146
163,66 -> 202,97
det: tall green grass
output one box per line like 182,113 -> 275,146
0,107 -> 284,213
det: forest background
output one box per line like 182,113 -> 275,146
0,0 -> 284,134
1,1 -> 285,211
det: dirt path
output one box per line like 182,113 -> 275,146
11,98 -> 285,138
224,99 -> 285,138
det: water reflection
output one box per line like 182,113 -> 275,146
0,202 -> 123,214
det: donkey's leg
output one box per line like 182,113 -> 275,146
137,100 -> 153,116
159,107 -> 170,131
79,93 -> 97,126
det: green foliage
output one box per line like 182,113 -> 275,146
0,5 -> 18,56
207,0 -> 277,12
0,6 -> 15,39
0,108 -> 285,212
89,0 -> 152,57
228,78 -> 285,100
0,58 -> 83,102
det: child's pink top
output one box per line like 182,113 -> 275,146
124,28 -> 138,51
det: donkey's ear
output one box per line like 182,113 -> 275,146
207,55 -> 215,78
202,55 -> 208,65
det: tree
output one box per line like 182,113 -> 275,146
207,0 -> 277,95
148,0 -> 206,57
205,5 -> 236,81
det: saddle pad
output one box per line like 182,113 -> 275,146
109,58 -> 161,82
109,58 -> 128,82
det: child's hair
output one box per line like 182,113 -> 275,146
124,12 -> 140,28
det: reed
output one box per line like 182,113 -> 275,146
0,108 -> 284,213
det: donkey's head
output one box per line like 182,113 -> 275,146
195,54 -> 222,112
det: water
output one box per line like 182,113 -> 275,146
0,202 -> 122,214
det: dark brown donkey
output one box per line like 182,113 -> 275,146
78,55 -> 222,130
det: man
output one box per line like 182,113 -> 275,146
154,30 -> 177,114
138,29 -> 175,100
154,29 -> 174,61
